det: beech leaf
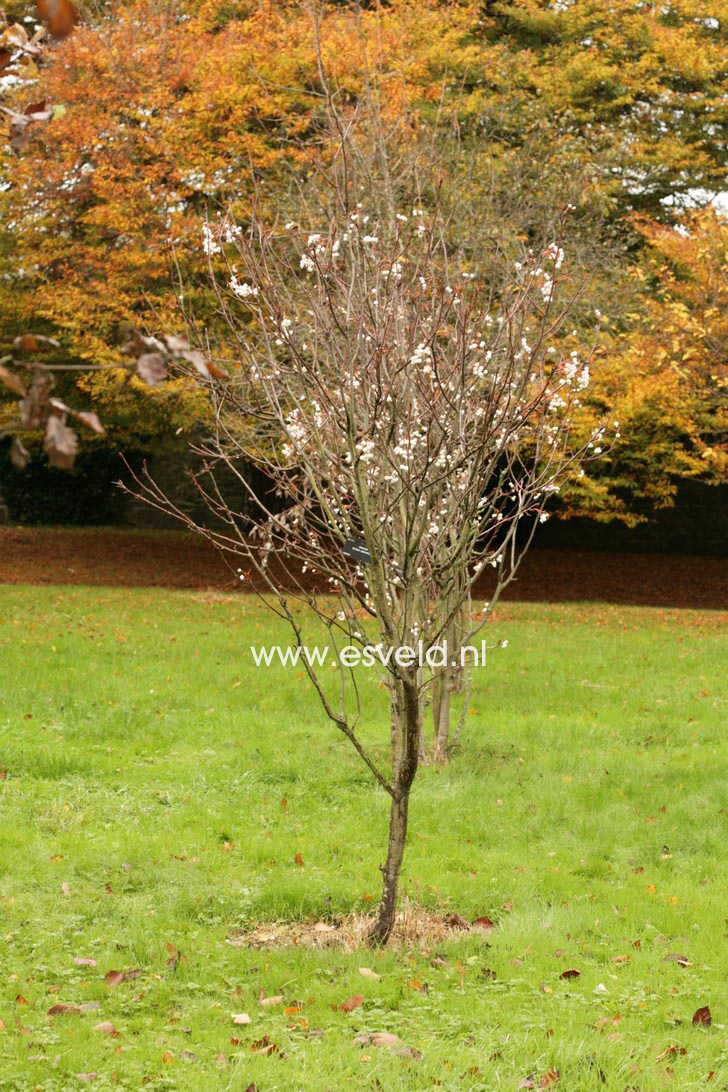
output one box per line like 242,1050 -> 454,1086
136,352 -> 166,387
36,0 -> 78,39
44,415 -> 78,470
0,364 -> 26,397
9,437 -> 30,471
75,410 -> 105,435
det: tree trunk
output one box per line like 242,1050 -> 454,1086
431,665 -> 452,763
369,676 -> 421,945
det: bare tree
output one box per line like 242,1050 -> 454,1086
128,107 -> 609,944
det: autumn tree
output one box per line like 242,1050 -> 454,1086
2,0 -> 724,518
129,101 -> 609,940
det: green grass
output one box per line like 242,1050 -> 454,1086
0,586 -> 726,1090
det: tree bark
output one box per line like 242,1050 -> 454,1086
432,665 -> 452,763
369,676 -> 421,945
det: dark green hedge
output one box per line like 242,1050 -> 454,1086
0,441 -> 135,526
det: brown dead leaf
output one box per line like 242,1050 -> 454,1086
184,349 -> 229,381
340,994 -> 363,1013
664,953 -> 691,967
251,1035 -> 279,1055
75,410 -> 105,435
73,957 -> 97,967
406,978 -> 427,992
692,1006 -> 711,1027
44,415 -> 78,470
231,1013 -> 251,1025
103,968 -> 141,986
161,1050 -> 174,1065
353,1031 -> 421,1058
560,969 -> 581,980
47,1003 -> 80,1016
36,0 -> 77,38
260,995 -> 284,1007
136,352 -> 166,387
445,913 -> 470,929
0,364 -> 26,397
657,1045 -> 687,1061
472,916 -> 496,930
15,995 -> 29,1005
92,1021 -> 119,1037
294,853 -> 304,867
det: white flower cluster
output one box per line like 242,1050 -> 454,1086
563,352 -> 589,391
229,275 -> 258,299
201,223 -> 221,256
409,342 -> 434,376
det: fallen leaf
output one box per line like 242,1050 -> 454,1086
473,916 -> 496,930
657,1045 -> 687,1061
47,1003 -> 81,1016
260,995 -> 284,1007
179,1050 -> 197,1062
540,1070 -> 560,1087
231,1013 -> 251,1025
340,994 -> 363,1013
445,913 -> 470,929
294,853 -> 304,867
693,1006 -> 712,1027
664,953 -> 691,967
161,1050 -> 174,1065
406,978 -> 427,992
92,1021 -> 119,1037
73,957 -> 97,967
15,995 -> 29,1006
104,969 -> 141,986
354,1032 -> 402,1048
353,1030 -> 421,1057
251,1035 -> 278,1055
560,969 -> 581,980
359,967 -> 381,980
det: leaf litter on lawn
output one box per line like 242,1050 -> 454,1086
227,901 -> 498,950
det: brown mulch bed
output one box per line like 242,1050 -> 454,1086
0,526 -> 726,609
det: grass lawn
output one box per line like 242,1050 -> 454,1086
0,585 -> 726,1090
